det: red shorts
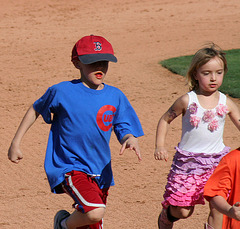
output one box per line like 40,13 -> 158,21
62,170 -> 109,213
62,171 -> 109,229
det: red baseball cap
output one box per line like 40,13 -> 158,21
71,35 -> 117,64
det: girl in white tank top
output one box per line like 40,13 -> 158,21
154,44 -> 240,229
179,90 -> 227,154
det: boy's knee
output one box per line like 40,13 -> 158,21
87,207 -> 105,224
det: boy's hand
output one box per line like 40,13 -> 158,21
229,202 -> 240,221
8,143 -> 23,163
120,135 -> 142,161
154,147 -> 169,161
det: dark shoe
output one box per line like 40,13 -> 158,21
54,210 -> 70,229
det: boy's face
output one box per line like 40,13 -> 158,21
77,61 -> 109,90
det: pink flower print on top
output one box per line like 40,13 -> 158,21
190,115 -> 201,127
188,102 -> 226,132
208,119 -> 219,132
216,104 -> 229,116
189,103 -> 198,114
202,110 -> 215,123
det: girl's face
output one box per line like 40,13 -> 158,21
195,56 -> 224,95
79,61 -> 109,90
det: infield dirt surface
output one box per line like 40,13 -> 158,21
1,0 -> 240,228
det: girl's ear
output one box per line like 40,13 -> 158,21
72,59 -> 81,70
193,71 -> 198,80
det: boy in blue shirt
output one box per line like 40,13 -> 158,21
8,35 -> 144,229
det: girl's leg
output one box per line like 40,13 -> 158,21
170,205 -> 194,219
158,207 -> 174,229
207,202 -> 223,229
158,205 -> 194,229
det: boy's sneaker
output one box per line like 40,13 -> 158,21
54,210 -> 70,229
158,208 -> 173,229
204,223 -> 214,229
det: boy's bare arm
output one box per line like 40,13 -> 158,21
8,105 -> 39,163
119,134 -> 141,161
227,98 -> 240,131
211,196 -> 240,221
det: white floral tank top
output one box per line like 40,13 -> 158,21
179,91 -> 229,154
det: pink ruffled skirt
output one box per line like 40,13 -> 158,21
162,146 -> 230,208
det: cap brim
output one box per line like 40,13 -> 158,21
78,53 -> 117,64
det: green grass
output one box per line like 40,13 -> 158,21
159,49 -> 240,98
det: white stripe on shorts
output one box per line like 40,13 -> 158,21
67,175 -> 106,208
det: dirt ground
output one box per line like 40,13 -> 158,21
1,0 -> 240,228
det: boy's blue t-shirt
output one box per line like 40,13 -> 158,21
33,80 -> 144,193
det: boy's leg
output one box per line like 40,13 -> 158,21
54,209 -> 104,229
66,208 -> 105,229
55,171 -> 108,229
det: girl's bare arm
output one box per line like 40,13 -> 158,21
154,94 -> 188,161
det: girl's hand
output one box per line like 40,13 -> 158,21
120,135 -> 142,161
154,147 -> 169,161
8,143 -> 23,163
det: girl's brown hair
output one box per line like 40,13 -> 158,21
187,43 -> 228,91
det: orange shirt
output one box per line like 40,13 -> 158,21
204,148 -> 240,229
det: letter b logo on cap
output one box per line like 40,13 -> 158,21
94,42 -> 102,51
